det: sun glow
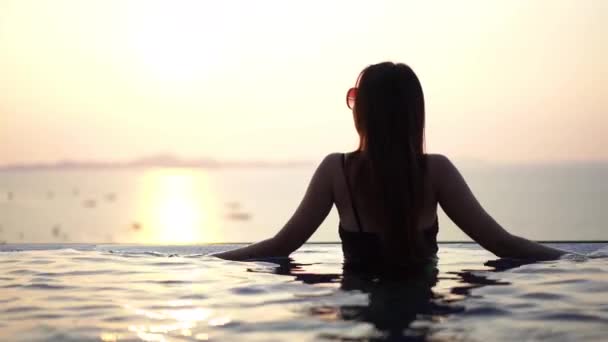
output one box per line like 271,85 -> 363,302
126,1 -> 225,83
137,169 -> 220,244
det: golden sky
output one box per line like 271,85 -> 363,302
1,0 -> 606,164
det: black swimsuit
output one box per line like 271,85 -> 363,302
338,153 -> 439,272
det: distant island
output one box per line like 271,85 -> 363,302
0,154 -> 314,171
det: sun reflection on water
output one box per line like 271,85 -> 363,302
136,169 -> 220,244
121,303 -> 221,342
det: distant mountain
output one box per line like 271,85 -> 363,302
1,154 -> 605,171
0,154 -> 313,171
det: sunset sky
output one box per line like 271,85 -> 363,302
1,0 -> 606,165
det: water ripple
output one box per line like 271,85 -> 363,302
0,243 -> 606,342
519,292 -> 568,300
3,306 -> 41,314
22,283 -> 74,290
542,312 -> 608,323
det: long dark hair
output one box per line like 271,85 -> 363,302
352,62 -> 427,263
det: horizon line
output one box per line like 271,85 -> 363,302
1,154 -> 607,171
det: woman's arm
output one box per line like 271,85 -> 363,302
212,154 -> 337,260
432,154 -> 567,260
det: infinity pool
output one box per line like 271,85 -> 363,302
1,243 -> 607,341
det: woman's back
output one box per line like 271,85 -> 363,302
336,151 -> 439,235
213,149 -> 567,263
212,62 -> 567,264
335,152 -> 441,270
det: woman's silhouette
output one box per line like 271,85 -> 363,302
213,62 -> 566,266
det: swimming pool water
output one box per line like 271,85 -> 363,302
0,243 -> 607,341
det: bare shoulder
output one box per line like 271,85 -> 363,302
425,154 -> 458,192
425,153 -> 455,176
322,152 -> 343,164
318,153 -> 342,171
314,153 -> 343,181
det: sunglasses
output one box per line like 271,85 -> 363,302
346,87 -> 357,110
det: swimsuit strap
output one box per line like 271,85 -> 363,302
342,153 -> 364,233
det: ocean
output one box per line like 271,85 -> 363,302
0,164 -> 607,341
0,162 -> 607,244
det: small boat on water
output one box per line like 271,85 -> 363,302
82,199 -> 97,208
131,222 -> 142,231
226,212 -> 251,221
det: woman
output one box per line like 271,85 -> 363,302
213,62 -> 567,268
